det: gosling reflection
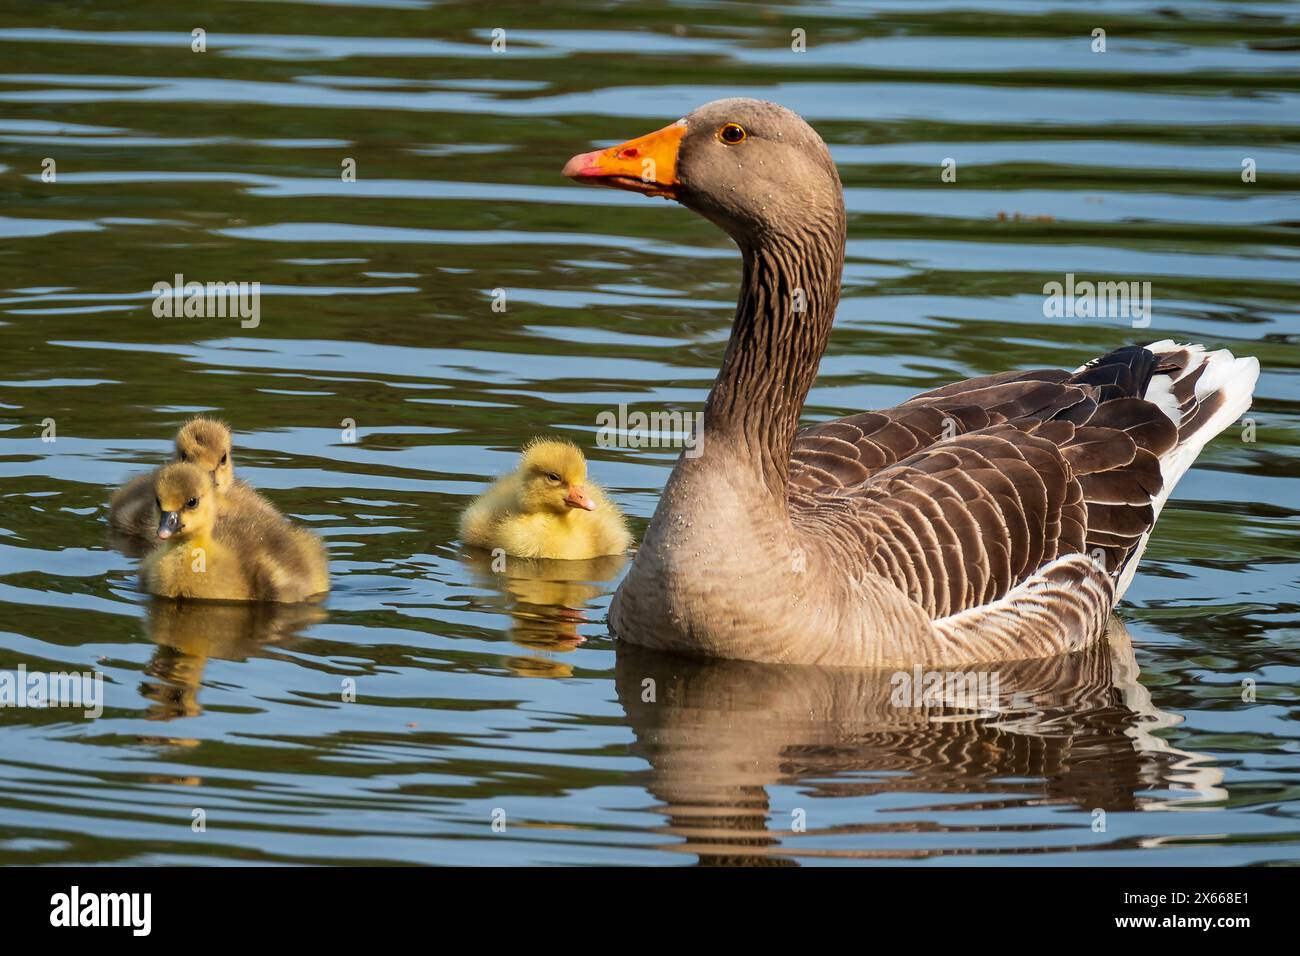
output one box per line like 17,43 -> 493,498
463,550 -> 626,673
141,600 -> 325,721
615,618 -> 1222,865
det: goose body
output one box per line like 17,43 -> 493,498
109,416 -> 274,540
564,98 -> 1259,667
141,462 -> 329,603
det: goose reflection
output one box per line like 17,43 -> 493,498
140,599 -> 325,721
462,549 -> 627,676
614,618 -> 1222,865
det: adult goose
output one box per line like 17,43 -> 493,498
563,98 -> 1259,668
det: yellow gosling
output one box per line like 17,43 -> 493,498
140,462 -> 329,603
109,416 -> 272,539
459,439 -> 632,560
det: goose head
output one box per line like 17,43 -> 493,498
175,416 -> 234,494
563,97 -> 843,244
517,438 -> 596,514
153,462 -> 218,541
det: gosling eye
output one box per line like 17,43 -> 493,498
718,123 -> 747,145
156,498 -> 161,509
179,452 -> 188,462
185,497 -> 198,509
220,452 -> 228,465
546,472 -> 561,483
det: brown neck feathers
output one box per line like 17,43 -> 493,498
704,216 -> 847,494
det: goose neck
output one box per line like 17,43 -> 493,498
703,224 -> 845,493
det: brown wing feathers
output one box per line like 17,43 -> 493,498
791,346 -> 1179,620
1069,344 -> 1157,402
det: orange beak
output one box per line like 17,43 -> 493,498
563,485 -> 596,511
562,120 -> 685,199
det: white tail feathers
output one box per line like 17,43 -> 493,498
1144,339 -> 1259,449
1111,340 -> 1259,600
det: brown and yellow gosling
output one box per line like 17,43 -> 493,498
109,416 -> 272,540
140,462 -> 329,603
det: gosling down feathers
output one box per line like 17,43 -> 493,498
564,98 -> 1261,668
141,462 -> 329,603
109,416 -> 273,539
459,439 -> 632,560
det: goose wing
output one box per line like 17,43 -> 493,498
790,370 -> 1073,492
790,347 -> 1179,619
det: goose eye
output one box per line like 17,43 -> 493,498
718,123 -> 746,145
179,452 -> 188,462
186,497 -> 198,509
546,473 -> 561,482
220,453 -> 228,465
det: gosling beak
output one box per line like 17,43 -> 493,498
563,485 -> 596,511
157,511 -> 181,540
562,120 -> 685,199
